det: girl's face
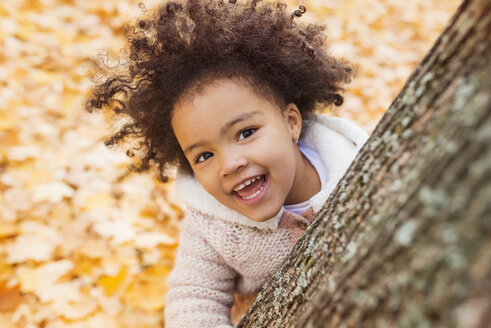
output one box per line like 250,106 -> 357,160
171,79 -> 312,222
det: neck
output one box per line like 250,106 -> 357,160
284,145 -> 321,205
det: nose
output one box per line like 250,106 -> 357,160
219,151 -> 247,177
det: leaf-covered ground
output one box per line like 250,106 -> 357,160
0,0 -> 461,326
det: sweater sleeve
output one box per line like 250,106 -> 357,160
164,212 -> 237,328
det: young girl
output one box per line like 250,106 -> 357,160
87,0 -> 368,326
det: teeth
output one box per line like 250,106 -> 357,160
241,185 -> 264,200
234,176 -> 261,192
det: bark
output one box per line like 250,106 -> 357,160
238,0 -> 491,327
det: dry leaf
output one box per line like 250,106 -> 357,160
134,232 -> 176,249
49,296 -> 98,320
7,225 -> 62,263
123,264 -> 171,311
17,260 -> 73,294
0,282 -> 22,312
31,181 -> 74,203
98,267 -> 128,297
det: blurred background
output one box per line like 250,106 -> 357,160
0,0 -> 461,326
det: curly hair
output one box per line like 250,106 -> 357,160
86,0 -> 354,181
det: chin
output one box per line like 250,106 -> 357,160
245,207 -> 282,223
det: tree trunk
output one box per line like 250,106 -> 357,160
238,0 -> 490,327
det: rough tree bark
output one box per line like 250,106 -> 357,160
238,0 -> 490,327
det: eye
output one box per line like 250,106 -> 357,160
195,152 -> 213,164
238,128 -> 257,141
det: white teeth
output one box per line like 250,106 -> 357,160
241,185 -> 264,200
233,176 -> 262,192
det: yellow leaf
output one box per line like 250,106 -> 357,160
7,227 -> 62,263
123,265 -> 170,311
0,313 -> 16,328
0,261 -> 13,283
32,181 -> 74,203
55,30 -> 74,44
49,312 -> 119,328
0,129 -> 19,151
159,245 -> 177,260
117,307 -> 162,328
0,222 -> 18,239
0,5 -> 8,17
0,282 -> 22,312
21,0 -> 44,12
98,267 -> 127,297
0,111 -> 19,130
78,239 -> 112,259
73,256 -> 100,277
16,23 -> 35,41
32,70 -> 60,85
62,91 -> 83,109
48,204 -> 74,228
17,260 -> 73,293
49,295 -> 98,320
84,192 -> 116,209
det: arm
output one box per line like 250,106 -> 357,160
165,213 -> 237,328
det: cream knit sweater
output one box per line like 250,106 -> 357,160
164,114 -> 369,327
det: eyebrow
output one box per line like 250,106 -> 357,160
183,141 -> 208,155
182,110 -> 262,155
219,110 -> 262,137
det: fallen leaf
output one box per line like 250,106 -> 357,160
31,181 -> 74,203
17,260 -> 74,294
98,267 -> 127,297
49,295 -> 98,320
134,232 -> 176,249
123,264 -> 170,311
0,282 -> 22,312
0,222 -> 18,239
7,227 -> 62,263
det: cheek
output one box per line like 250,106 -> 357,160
259,142 -> 297,179
195,170 -> 224,198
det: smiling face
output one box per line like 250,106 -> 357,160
171,78 -> 319,222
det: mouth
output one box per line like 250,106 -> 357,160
232,175 -> 268,204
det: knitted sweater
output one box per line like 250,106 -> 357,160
164,114 -> 369,328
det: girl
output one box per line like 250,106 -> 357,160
86,0 -> 368,326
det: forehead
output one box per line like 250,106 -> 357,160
172,78 -> 281,122
175,75 -> 284,112
171,78 -> 283,146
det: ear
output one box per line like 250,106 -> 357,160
284,103 -> 302,143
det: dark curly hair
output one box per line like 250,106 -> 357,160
86,0 -> 354,181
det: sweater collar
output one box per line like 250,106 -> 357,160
175,114 -> 368,230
